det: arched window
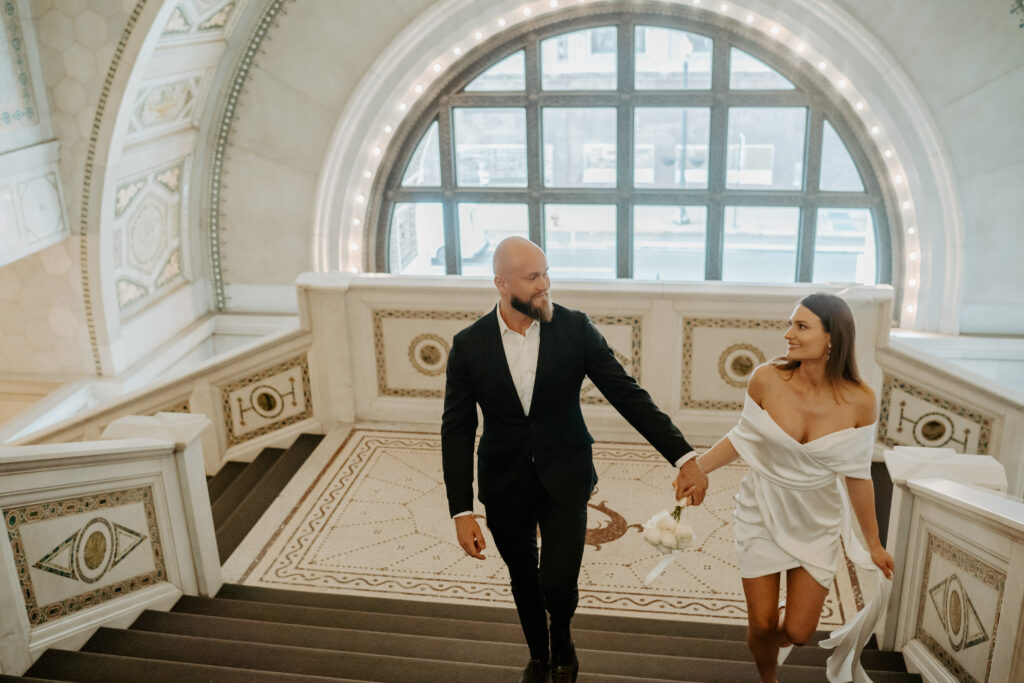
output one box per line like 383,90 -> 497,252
372,7 -> 894,285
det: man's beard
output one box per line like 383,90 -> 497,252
510,292 -> 553,322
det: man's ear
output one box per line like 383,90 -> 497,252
494,275 -> 505,295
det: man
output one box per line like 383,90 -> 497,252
441,237 -> 707,683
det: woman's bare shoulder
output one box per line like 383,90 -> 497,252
747,363 -> 781,402
848,382 -> 877,426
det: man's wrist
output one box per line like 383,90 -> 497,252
453,511 -> 473,519
674,450 -> 698,468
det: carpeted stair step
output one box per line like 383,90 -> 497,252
205,460 -> 247,505
169,594 -> 918,681
22,648 -> 350,682
210,447 -> 284,527
214,433 -> 324,562
80,627 -> 521,683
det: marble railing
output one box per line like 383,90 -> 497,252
0,414 -> 221,675
298,273 -> 894,447
879,477 -> 1024,682
877,340 -> 1024,497
15,326 -> 318,474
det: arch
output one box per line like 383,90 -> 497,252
312,0 -> 963,332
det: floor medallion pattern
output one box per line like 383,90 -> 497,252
226,430 -> 865,626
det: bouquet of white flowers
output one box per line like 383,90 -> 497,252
641,500 -> 694,584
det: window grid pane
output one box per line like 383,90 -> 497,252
380,13 -> 891,288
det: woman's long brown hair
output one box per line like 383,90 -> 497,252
772,292 -> 864,399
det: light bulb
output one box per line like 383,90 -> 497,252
550,0 -> 558,6
384,125 -> 393,133
870,126 -> 879,135
363,170 -> 372,178
884,149 -> 892,158
720,4 -> 728,12
902,201 -> 911,210
433,63 -> 441,72
356,194 -> 365,203
474,31 -> 483,40
523,7 -> 531,16
414,84 -> 423,93
692,0 -> 701,5
908,252 -> 918,261
818,61 -> 827,71
349,266 -> 360,273
398,102 -> 407,111
907,226 -> 916,235
353,218 -> 361,226
908,278 -> 917,287
372,147 -> 382,156
453,47 -> 462,56
856,101 -> 864,110
905,304 -> 915,313
771,25 -> 780,35
837,79 -> 847,89
796,43 -> 806,52
893,174 -> 903,184
498,18 -> 506,26
350,241 -> 359,250
746,14 -> 754,23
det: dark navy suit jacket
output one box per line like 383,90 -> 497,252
441,303 -> 694,517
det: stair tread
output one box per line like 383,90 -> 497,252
205,461 -> 247,505
215,433 -> 324,561
210,447 -> 284,527
25,649 -> 353,682
136,608 -> 906,671
82,628 -> 521,683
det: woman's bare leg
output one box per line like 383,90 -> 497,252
781,567 -> 829,647
742,574 -> 783,682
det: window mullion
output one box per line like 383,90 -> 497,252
524,38 -> 543,248
617,21 -> 635,278
436,105 -> 460,274
797,109 -> 824,282
704,32 -> 731,280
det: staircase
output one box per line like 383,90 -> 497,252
1,431 -> 922,682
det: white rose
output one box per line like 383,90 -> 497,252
674,521 -> 694,540
656,515 -> 676,531
643,525 -> 661,545
659,530 -> 678,548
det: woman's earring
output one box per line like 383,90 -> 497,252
825,341 -> 832,361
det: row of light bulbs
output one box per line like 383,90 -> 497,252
343,0 -> 921,326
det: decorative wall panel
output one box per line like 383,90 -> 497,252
373,309 -> 483,399
0,0 -> 39,131
879,374 -> 993,454
0,168 -> 68,268
160,0 -> 244,41
112,159 -> 191,316
221,354 -> 312,446
680,318 -> 788,410
372,309 -> 640,402
915,532 -> 1005,683
4,486 -> 166,627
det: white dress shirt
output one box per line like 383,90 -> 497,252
452,304 -> 696,518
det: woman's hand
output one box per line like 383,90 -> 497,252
673,459 -> 708,505
871,545 -> 894,579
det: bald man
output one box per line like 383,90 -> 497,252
442,237 -> 706,683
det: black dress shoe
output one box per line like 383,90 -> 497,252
550,642 -> 578,683
518,658 -> 550,683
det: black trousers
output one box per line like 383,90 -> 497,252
484,467 -> 588,661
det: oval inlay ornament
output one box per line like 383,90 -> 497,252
408,334 -> 450,376
75,518 -> 114,584
913,411 -> 954,447
83,532 -> 107,570
250,385 -> 285,419
718,344 -> 766,388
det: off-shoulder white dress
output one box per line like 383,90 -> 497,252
726,393 -> 892,683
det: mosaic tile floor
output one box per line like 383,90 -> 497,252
223,428 -> 871,626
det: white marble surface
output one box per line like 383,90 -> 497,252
907,478 -> 1024,534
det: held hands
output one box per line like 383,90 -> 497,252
871,544 -> 895,579
674,459 -> 709,506
454,515 -> 487,560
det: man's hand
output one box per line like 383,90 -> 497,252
455,515 -> 487,559
674,459 -> 709,505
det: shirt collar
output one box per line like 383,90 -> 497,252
495,303 -> 539,337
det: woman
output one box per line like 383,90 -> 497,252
674,293 -> 894,683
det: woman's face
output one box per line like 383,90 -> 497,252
784,304 -> 830,362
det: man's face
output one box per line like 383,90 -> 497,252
503,251 -> 552,322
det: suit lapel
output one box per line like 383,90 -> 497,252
527,310 -> 555,415
487,309 -> 526,415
